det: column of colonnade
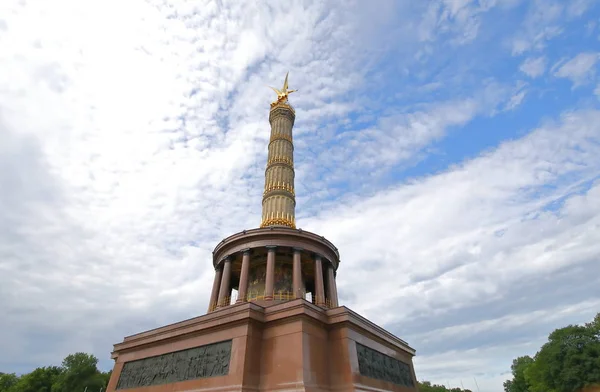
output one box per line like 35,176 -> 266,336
207,246 -> 339,312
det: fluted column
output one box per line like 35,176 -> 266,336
237,249 -> 251,303
293,248 -> 303,299
314,254 -> 325,306
217,257 -> 232,308
326,263 -> 339,307
265,246 -> 276,300
261,104 -> 296,229
208,266 -> 222,312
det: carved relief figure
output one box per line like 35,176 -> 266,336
116,340 -> 232,390
356,343 -> 414,387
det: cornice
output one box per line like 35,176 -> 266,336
111,300 -> 415,360
212,227 -> 340,268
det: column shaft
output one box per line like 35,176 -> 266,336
261,104 -> 296,229
208,266 -> 222,312
237,250 -> 251,303
265,246 -> 276,300
293,248 -> 303,299
327,264 -> 339,307
217,258 -> 232,307
314,255 -> 325,306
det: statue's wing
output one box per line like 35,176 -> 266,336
282,72 -> 289,91
269,86 -> 283,96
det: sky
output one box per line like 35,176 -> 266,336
1,0 -> 599,391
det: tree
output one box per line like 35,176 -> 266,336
504,312 -> 600,392
503,356 -> 533,392
51,353 -> 103,392
1,352 -> 111,392
9,366 -> 63,392
418,380 -> 472,392
586,313 -> 600,336
99,370 -> 112,388
0,373 -> 19,392
526,322 -> 600,392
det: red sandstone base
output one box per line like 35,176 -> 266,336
107,300 -> 418,392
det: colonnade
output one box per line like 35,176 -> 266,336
208,246 -> 338,312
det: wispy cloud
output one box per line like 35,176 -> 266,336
567,0 -> 595,18
309,108 -> 600,317
304,107 -> 600,383
511,0 -> 565,55
519,56 -> 546,78
553,52 -> 600,88
1,0 -> 599,391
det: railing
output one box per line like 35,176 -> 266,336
247,290 -> 297,301
208,290 -> 335,312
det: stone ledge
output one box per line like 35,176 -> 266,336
112,299 -> 415,359
212,227 -> 340,269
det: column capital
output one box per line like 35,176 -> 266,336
241,248 -> 251,255
292,247 -> 304,253
266,245 -> 277,251
314,253 -> 324,260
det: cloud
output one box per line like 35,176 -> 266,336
303,107 -> 600,384
0,0 -> 385,373
511,0 -> 564,55
413,298 -> 600,390
1,1 -> 599,392
567,0 -> 595,18
294,80 -> 526,215
417,0 -> 522,46
504,89 -> 527,110
553,52 -> 600,88
296,97 -> 481,204
510,0 -> 597,56
519,56 -> 546,78
307,108 -> 600,317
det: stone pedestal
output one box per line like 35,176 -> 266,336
107,300 -> 418,392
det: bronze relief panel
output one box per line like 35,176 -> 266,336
356,342 -> 414,387
116,340 -> 232,389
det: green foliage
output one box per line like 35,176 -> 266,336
8,366 -> 63,392
0,353 -> 110,392
503,356 -> 534,392
418,380 -> 472,392
504,312 -> 600,392
51,352 -> 101,392
0,373 -> 19,391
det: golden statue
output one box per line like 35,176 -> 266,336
269,72 -> 297,105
